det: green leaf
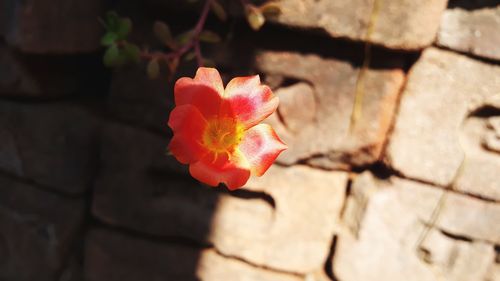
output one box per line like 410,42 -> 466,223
199,30 -> 221,43
184,51 -> 196,61
105,11 -> 120,31
116,18 -> 132,39
175,30 -> 194,46
103,11 -> 132,40
153,21 -> 176,49
202,58 -> 216,67
101,32 -> 118,46
122,42 -> 141,64
103,44 -> 122,67
147,59 -> 160,79
211,0 -> 227,22
245,5 -> 265,31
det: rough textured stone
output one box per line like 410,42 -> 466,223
336,173 -> 436,281
94,129 -> 348,274
453,117 -> 500,201
484,117 -> 500,153
272,0 -> 448,50
257,51 -> 404,168
487,262 -> 500,281
0,0 -> 102,53
437,5 -> 500,61
274,82 -> 316,134
108,66 -> 174,135
0,175 -> 85,281
84,228 -> 302,281
386,47 -> 500,189
420,229 -> 495,281
92,121 -> 216,242
334,172 -> 499,281
211,165 -> 347,273
0,101 -> 100,194
0,45 -> 109,97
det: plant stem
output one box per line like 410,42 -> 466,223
140,0 -> 213,67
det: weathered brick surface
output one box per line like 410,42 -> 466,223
0,0 -> 102,53
0,175 -> 84,281
0,45 -> 108,98
386,48 -> 500,197
93,123 -> 348,273
256,51 -> 404,169
437,5 -> 500,61
0,101 -> 100,194
272,0 -> 448,50
212,165 -> 347,273
108,66 -> 174,135
84,228 -> 303,281
335,172 -> 499,281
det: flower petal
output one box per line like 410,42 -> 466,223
167,105 -> 208,164
239,124 -> 287,176
174,67 -> 224,118
189,150 -> 251,190
222,75 -> 279,129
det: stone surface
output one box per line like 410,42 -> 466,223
274,82 -> 316,134
0,45 -> 109,97
386,47 -> 500,188
108,65 -> 175,135
437,5 -> 500,61
420,229 -> 495,281
93,121 -> 219,242
0,101 -> 100,194
211,165 -> 347,273
334,172 -> 499,281
256,51 -> 404,168
94,135 -> 347,274
487,262 -> 500,281
0,175 -> 85,281
453,116 -> 500,201
84,228 -> 302,281
272,0 -> 448,50
0,0 -> 102,53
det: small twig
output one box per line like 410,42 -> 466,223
194,40 -> 203,66
139,0 -> 213,66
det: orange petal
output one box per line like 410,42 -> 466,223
174,67 -> 224,118
222,75 -> 279,129
189,151 -> 251,190
167,105 -> 208,164
238,124 -> 287,176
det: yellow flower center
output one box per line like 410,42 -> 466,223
203,117 -> 244,153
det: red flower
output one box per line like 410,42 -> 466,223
168,67 -> 287,190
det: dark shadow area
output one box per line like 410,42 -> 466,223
0,0 -> 430,280
468,105 -> 500,118
447,0 -> 500,10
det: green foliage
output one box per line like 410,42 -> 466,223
211,0 -> 227,22
154,21 -> 177,50
101,11 -> 140,67
184,51 -> 196,61
147,58 -> 160,79
99,1 -> 283,73
175,30 -> 195,46
103,42 -> 141,67
101,11 -> 132,46
199,30 -> 221,43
